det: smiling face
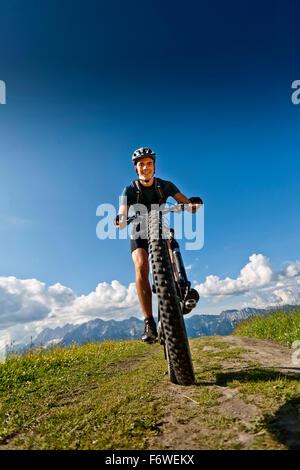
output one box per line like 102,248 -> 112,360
135,157 -> 155,182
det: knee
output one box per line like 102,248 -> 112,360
135,261 -> 148,279
133,254 -> 149,278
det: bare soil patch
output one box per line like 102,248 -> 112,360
148,335 -> 300,450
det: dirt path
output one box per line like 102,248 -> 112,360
148,335 -> 300,450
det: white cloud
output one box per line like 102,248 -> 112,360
72,280 -> 140,320
277,261 -> 300,280
1,253 -> 299,347
0,276 -> 142,346
194,254 -> 300,307
273,288 -> 299,304
48,283 -> 76,307
0,277 -> 50,329
195,254 -> 274,300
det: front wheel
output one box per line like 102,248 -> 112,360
148,210 -> 195,386
165,342 -> 178,384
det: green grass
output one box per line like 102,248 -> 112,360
0,340 -> 166,449
189,337 -> 300,450
232,308 -> 300,347
2,324 -> 300,450
1,340 -> 148,392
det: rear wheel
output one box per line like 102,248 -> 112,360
148,210 -> 195,386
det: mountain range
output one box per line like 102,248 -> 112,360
24,304 -> 300,351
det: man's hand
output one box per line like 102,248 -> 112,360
173,193 -> 203,213
114,214 -> 127,230
187,197 -> 203,213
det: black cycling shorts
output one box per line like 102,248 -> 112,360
130,238 -> 149,255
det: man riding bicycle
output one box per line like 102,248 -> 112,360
115,147 -> 202,343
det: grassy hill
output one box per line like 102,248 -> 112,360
233,307 -> 300,347
1,308 -> 300,450
0,340 -> 165,450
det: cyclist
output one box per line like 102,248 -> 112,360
115,147 -> 202,343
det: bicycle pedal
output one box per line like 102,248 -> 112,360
182,288 -> 200,315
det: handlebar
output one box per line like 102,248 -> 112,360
115,197 -> 203,227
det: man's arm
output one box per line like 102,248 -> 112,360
114,204 -> 130,229
173,192 -> 189,204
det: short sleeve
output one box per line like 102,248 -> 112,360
164,181 -> 180,198
120,186 -> 135,207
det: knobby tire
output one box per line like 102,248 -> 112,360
148,210 -> 195,386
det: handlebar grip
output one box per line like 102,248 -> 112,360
114,214 -> 127,224
188,197 -> 203,204
115,214 -> 135,226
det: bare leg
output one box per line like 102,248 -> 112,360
132,248 -> 153,319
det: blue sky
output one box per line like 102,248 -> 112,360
0,0 -> 300,345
